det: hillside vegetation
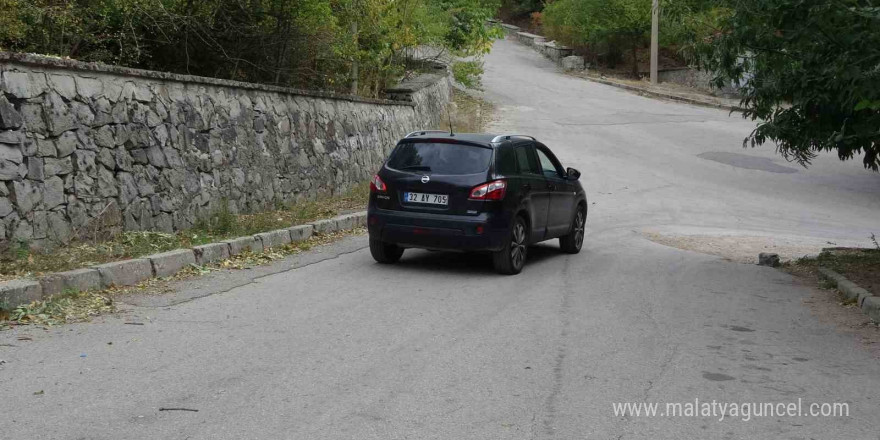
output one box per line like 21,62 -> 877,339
0,0 -> 501,97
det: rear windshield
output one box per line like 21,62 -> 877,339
387,142 -> 492,175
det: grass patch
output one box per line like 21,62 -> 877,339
0,183 -> 369,282
5,289 -> 114,326
451,88 -> 496,133
1,228 -> 364,327
784,247 -> 880,295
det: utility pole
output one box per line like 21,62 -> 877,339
650,0 -> 659,84
350,21 -> 359,95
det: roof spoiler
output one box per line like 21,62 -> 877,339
491,134 -> 536,143
405,130 -> 451,138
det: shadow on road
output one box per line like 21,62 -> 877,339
382,243 -> 567,276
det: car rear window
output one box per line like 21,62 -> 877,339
387,142 -> 492,175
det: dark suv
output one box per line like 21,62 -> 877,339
367,131 -> 587,274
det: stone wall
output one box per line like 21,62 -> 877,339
0,53 -> 451,249
657,68 -> 737,97
512,31 -> 582,71
535,41 -> 574,63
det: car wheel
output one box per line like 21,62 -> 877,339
370,237 -> 404,263
559,204 -> 586,254
493,216 -> 528,275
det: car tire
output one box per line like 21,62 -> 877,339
370,237 -> 404,263
559,204 -> 586,254
493,216 -> 528,275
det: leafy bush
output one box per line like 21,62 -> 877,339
0,0 -> 501,97
452,60 -> 485,89
543,0 -> 650,75
693,0 -> 880,170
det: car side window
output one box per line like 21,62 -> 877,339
497,147 -> 518,175
514,145 -> 541,175
536,148 -> 563,179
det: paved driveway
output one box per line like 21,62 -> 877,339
2,38 -> 879,439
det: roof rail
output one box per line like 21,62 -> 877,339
405,130 -> 450,138
491,134 -> 536,143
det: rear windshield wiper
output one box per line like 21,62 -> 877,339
399,165 -> 432,172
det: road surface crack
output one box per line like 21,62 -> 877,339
541,258 -> 575,438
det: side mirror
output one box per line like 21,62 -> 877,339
566,167 -> 581,180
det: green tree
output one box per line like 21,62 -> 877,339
694,0 -> 880,170
543,0 -> 650,75
498,0 -> 541,19
0,0 -> 501,97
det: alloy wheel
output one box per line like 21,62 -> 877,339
574,209 -> 585,250
510,221 -> 527,269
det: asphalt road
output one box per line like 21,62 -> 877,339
3,38 -> 880,439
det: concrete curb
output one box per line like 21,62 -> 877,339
148,249 -> 197,278
288,225 -> 314,243
0,280 -> 42,309
0,211 -> 368,310
312,218 -> 339,235
94,259 -> 154,288
193,242 -> 231,266
818,267 -> 878,322
863,297 -> 880,323
225,236 -> 263,256
582,76 -> 742,113
39,268 -> 102,297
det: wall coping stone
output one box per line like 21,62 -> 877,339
386,74 -> 446,94
0,52 -> 424,107
516,32 -> 543,39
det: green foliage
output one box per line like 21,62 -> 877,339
693,0 -> 880,170
0,0 -> 27,46
659,0 -> 729,50
439,0 -> 503,55
0,0 -> 501,97
499,0 -> 542,19
194,200 -> 238,238
452,60 -> 485,89
543,0 -> 651,74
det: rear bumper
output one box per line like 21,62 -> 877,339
367,207 -> 511,252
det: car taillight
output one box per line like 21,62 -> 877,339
370,174 -> 387,193
469,179 -> 506,200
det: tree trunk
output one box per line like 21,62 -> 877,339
350,21 -> 359,95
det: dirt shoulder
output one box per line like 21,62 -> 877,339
785,247 -> 880,296
568,70 -> 741,111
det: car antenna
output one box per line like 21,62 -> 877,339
446,103 -> 455,136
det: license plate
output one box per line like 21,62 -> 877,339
404,192 -> 448,205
